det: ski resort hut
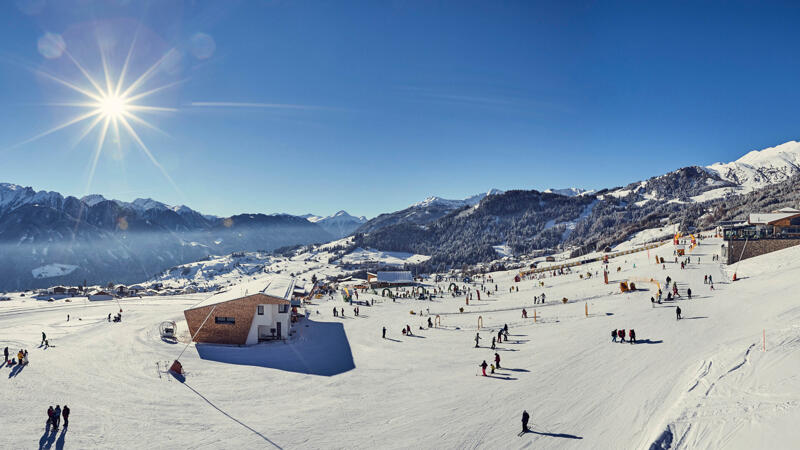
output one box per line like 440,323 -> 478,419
183,277 -> 295,345
88,290 -> 114,301
371,271 -> 413,287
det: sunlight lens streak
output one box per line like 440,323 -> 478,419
7,37 -> 181,197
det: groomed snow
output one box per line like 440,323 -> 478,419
2,237 -> 800,449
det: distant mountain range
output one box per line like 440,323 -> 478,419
0,184 -> 333,290
300,211 -> 367,238
3,139 -> 800,290
353,140 -> 800,268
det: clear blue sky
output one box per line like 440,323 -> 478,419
1,1 -> 799,218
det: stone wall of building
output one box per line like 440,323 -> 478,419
725,238 -> 800,265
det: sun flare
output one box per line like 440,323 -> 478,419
97,93 -> 129,119
11,37 -> 183,196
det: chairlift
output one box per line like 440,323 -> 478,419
160,320 -> 177,339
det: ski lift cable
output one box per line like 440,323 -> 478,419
175,303 -> 218,362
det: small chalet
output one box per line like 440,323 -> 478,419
184,277 -> 295,345
88,290 -> 114,301
369,271 -> 413,287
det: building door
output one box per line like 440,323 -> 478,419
258,325 -> 271,341
276,321 -> 282,339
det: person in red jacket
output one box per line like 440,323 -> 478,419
618,329 -> 626,343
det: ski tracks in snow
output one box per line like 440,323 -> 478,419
649,335 -> 800,449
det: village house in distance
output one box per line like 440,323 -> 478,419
184,276 -> 296,345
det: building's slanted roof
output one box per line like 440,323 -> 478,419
376,271 -> 413,283
749,212 -> 800,225
187,276 -> 294,310
776,207 -> 800,213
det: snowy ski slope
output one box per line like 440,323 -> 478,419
1,237 -> 799,449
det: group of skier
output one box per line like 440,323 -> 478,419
46,405 -> 70,431
611,329 -> 636,343
3,346 -> 29,366
478,352 -> 502,376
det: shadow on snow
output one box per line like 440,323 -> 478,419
196,319 -> 355,376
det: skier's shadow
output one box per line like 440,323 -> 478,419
485,375 -> 517,380
636,339 -> 663,344
38,425 -> 57,450
8,363 -> 25,378
526,430 -> 583,439
384,338 -> 402,342
55,429 -> 67,450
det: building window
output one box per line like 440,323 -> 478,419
278,304 -> 288,313
257,305 -> 264,315
214,316 -> 235,325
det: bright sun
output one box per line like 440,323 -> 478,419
97,94 -> 129,119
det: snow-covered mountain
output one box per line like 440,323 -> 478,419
0,183 -> 333,290
410,188 -> 504,209
301,210 -> 367,238
356,189 -> 504,235
544,187 -> 596,197
706,140 -> 800,189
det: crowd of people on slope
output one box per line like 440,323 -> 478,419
3,346 -> 29,366
46,404 -> 71,431
611,329 -> 636,344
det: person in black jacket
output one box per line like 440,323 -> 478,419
62,405 -> 70,428
522,410 -> 530,432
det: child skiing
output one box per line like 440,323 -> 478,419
475,333 -> 481,348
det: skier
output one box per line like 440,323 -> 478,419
41,331 -> 46,346
618,329 -> 626,343
53,405 -> 61,430
382,327 -> 386,339
522,308 -> 527,318
709,275 -> 713,284
497,329 -> 503,344
406,325 -> 412,336
612,329 -> 617,342
687,288 -> 692,299
480,360 -> 488,376
3,346 -> 8,364
629,329 -> 636,344
522,410 -> 530,433
475,333 -> 481,348
427,317 -> 433,328
47,406 -> 54,428
651,297 -> 655,308
490,363 -> 495,374
704,275 -> 708,284
676,306 -> 682,320
67,314 -> 69,322
340,307 -> 344,317
491,337 -> 496,350
108,313 -> 111,322
62,405 -> 70,428
494,352 -> 501,369
333,308 -> 338,317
